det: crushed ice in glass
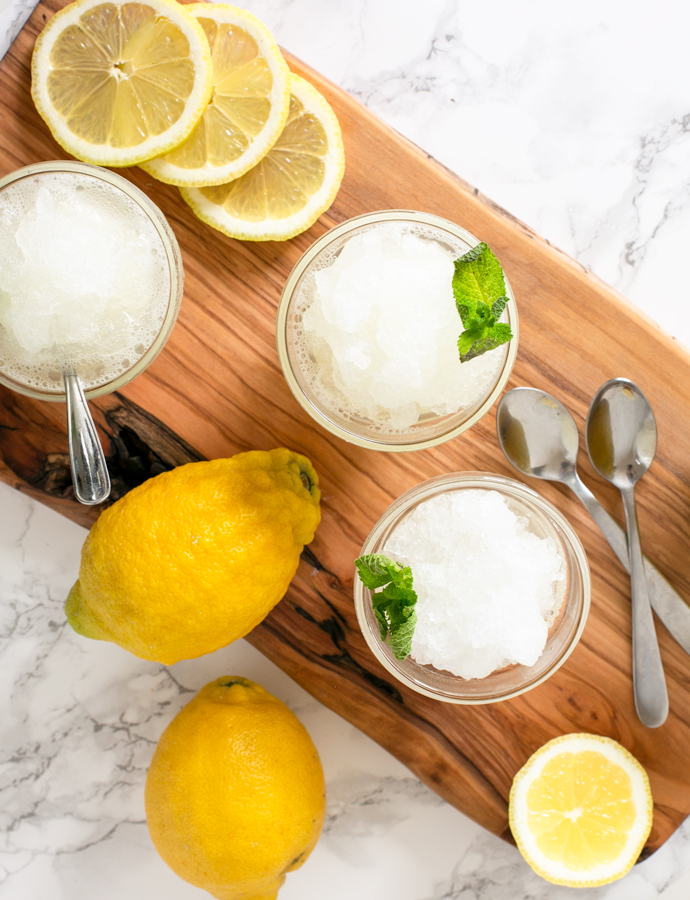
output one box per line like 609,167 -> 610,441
383,489 -> 566,679
298,222 -> 506,432
0,172 -> 169,391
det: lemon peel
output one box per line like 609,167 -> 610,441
145,676 -> 326,900
65,449 -> 320,664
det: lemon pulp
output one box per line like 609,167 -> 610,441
527,750 -> 636,867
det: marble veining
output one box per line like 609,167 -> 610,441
2,0 -> 690,897
0,0 -> 36,61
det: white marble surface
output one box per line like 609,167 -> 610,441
2,0 -> 690,898
0,0 -> 34,61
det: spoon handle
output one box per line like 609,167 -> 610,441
620,486 -> 668,728
568,476 -> 690,657
64,373 -> 111,506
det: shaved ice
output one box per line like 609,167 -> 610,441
0,172 -> 170,391
296,222 -> 507,433
383,489 -> 566,679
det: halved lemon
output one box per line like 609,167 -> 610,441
31,0 -> 213,167
141,4 -> 290,187
509,733 -> 653,887
180,73 -> 345,241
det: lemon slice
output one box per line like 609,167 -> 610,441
509,733 -> 653,887
31,0 -> 213,167
180,74 -> 345,241
141,4 -> 290,187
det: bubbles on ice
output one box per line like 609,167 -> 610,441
297,222 -> 507,432
0,172 -> 170,391
383,490 -> 566,680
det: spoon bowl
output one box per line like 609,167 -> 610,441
586,380 -> 657,488
497,387 -> 579,483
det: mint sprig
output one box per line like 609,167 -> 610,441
355,554 -> 418,660
453,242 -> 513,362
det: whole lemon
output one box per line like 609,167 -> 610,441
145,677 -> 326,900
65,449 -> 320,664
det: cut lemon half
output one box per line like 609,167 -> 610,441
31,0 -> 213,167
509,733 -> 653,887
141,4 -> 290,187
180,74 -> 345,241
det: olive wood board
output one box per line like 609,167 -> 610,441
2,0 -> 690,858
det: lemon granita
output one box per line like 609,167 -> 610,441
382,489 -> 566,678
0,169 -> 172,393
297,221 -> 509,434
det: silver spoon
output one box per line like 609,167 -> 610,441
64,372 -> 111,505
586,378 -> 668,728
496,387 -> 690,658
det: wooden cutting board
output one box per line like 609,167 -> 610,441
3,0 -> 690,857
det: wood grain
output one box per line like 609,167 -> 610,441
2,0 -> 690,855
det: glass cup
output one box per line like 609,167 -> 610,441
354,472 -> 590,704
276,210 -> 519,452
0,160 -> 184,401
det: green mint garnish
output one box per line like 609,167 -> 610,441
355,553 -> 418,661
452,242 -> 513,362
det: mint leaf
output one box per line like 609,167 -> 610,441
452,242 -> 505,323
372,604 -> 389,641
355,557 -> 387,589
355,553 -> 418,660
458,321 -> 513,361
452,243 -> 513,362
491,296 -> 507,318
457,320 -> 487,358
355,554 -> 403,589
388,613 -> 417,661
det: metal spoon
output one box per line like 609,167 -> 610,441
64,372 -> 111,505
586,378 -> 668,728
496,387 -> 690,658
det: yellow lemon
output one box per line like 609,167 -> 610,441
145,676 -> 326,900
31,0 -> 213,167
141,4 -> 290,187
65,449 -> 320,663
509,733 -> 653,887
181,73 -> 345,241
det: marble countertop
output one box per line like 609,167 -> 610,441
3,1 -> 690,898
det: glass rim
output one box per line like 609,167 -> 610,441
276,209 -> 520,452
0,160 -> 183,402
353,471 -> 591,704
